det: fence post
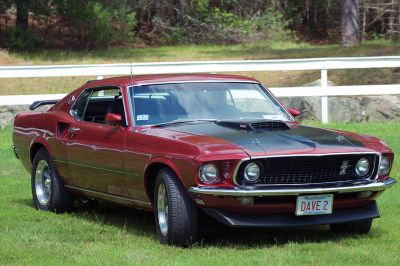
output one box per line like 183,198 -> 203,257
321,69 -> 328,124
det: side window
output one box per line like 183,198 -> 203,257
91,88 -> 120,98
71,87 -> 126,126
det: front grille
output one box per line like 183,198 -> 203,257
236,154 -> 378,185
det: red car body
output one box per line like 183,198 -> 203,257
12,74 -> 396,245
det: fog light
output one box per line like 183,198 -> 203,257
194,198 -> 205,205
359,191 -> 374,199
236,197 -> 254,205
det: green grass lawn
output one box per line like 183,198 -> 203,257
1,39 -> 400,95
0,122 -> 399,265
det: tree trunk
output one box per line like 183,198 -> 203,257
341,0 -> 361,47
390,0 -> 400,41
15,0 -> 30,31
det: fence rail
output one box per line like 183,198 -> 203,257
1,56 -> 400,123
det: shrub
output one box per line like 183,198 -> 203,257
253,7 -> 293,41
160,1 -> 253,44
6,28 -> 42,51
56,1 -> 114,49
110,1 -> 137,44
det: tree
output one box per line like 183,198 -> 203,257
341,0 -> 361,46
15,0 -> 31,31
0,0 -> 12,14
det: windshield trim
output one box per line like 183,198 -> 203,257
257,83 -> 294,122
131,79 -> 259,87
127,81 -> 294,127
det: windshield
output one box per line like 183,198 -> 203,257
129,82 -> 291,126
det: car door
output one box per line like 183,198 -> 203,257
65,86 -> 129,197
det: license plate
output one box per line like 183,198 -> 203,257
295,194 -> 333,216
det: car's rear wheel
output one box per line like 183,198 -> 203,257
32,148 -> 74,213
330,218 -> 373,234
154,168 -> 197,246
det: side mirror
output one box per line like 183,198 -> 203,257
105,113 -> 122,126
288,108 -> 301,117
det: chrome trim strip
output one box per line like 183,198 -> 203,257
189,178 -> 396,197
130,80 -> 260,87
374,153 -> 382,181
258,83 -> 294,122
65,185 -> 151,207
55,159 -> 126,174
126,84 -> 136,127
233,152 -> 382,185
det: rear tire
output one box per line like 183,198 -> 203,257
330,218 -> 373,234
154,168 -> 198,246
31,148 -> 74,213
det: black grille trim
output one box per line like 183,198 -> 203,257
216,120 -> 290,131
250,121 -> 289,130
236,154 -> 379,185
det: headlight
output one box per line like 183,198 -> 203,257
199,163 -> 219,183
355,157 -> 370,176
243,162 -> 261,182
379,156 -> 391,176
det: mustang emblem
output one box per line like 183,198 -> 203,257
339,160 -> 351,176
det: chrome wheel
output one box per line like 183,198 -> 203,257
154,169 -> 198,246
35,160 -> 51,206
157,183 -> 169,237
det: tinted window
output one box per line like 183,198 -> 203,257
71,88 -> 126,126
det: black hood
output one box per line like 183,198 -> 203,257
162,121 -> 365,157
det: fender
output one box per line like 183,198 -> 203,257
30,136 -> 54,161
143,156 -> 188,201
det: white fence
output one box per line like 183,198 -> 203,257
1,56 -> 400,123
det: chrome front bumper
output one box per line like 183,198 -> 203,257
189,178 -> 397,197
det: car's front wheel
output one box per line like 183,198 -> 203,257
154,168 -> 197,246
31,148 -> 74,213
330,218 -> 373,234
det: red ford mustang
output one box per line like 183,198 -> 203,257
12,74 -> 396,246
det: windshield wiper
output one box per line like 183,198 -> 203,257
152,119 -> 219,127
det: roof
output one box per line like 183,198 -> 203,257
83,74 -> 260,88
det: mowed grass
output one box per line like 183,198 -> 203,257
0,122 -> 399,265
1,39 -> 400,95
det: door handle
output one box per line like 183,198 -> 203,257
68,127 -> 80,137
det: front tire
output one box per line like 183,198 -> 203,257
330,218 -> 373,234
154,168 -> 198,246
31,148 -> 74,213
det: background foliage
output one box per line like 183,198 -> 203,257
0,0 -> 399,50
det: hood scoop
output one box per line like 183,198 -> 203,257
216,120 -> 290,131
